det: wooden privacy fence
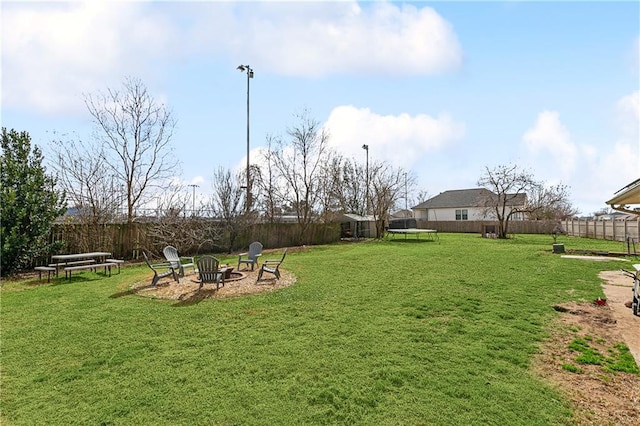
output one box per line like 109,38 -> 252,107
415,220 -> 559,235
49,221 -> 341,260
51,218 -> 632,267
561,219 -> 640,242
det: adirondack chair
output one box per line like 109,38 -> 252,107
196,256 -> 225,290
163,245 -> 195,277
143,251 -> 179,287
237,241 -> 263,271
257,249 -> 287,281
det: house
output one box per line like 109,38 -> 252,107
594,211 -> 637,221
412,188 -> 527,221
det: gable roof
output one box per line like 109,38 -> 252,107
413,188 -> 526,209
340,213 -> 376,222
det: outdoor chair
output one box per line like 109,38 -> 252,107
163,245 -> 195,277
237,241 -> 263,271
257,248 -> 287,281
196,255 -> 225,290
143,251 -> 179,287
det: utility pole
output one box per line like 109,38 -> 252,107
362,144 -> 369,215
404,172 -> 408,228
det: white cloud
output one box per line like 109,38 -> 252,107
231,1 -> 463,77
2,2 -> 462,115
523,111 -> 577,180
1,2 -> 178,115
325,105 -> 465,167
577,140 -> 638,213
522,96 -> 639,215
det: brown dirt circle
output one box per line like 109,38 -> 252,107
130,266 -> 296,301
533,267 -> 640,425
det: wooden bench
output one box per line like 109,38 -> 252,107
49,259 -> 96,276
64,263 -> 114,279
34,266 -> 56,282
105,259 -> 124,273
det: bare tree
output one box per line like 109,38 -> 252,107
84,76 -> 179,226
368,162 -> 406,238
256,136 -> 287,223
316,152 -> 345,223
329,157 -> 367,216
526,183 -> 579,220
48,135 -> 123,253
478,164 -> 576,238
50,136 -> 119,224
413,189 -> 431,209
210,167 -> 254,253
147,181 -> 225,256
270,110 -> 332,244
478,164 -> 534,238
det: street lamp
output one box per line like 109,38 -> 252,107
362,144 -> 369,215
237,64 -> 254,212
188,184 -> 199,215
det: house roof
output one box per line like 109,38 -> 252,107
606,178 -> 640,215
390,209 -> 413,219
340,213 -> 376,222
607,178 -> 640,205
412,188 -> 526,209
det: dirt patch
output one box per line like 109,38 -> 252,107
533,270 -> 640,425
128,266 -> 296,302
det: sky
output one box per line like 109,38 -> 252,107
2,0 -> 639,216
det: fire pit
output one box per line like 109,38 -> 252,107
219,267 -> 246,282
221,266 -> 235,279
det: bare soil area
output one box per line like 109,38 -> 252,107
127,266 -> 296,305
533,269 -> 640,425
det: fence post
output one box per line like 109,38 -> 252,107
613,219 -> 616,241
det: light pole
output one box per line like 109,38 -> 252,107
237,64 -> 254,212
404,172 -> 408,228
188,184 -> 199,215
362,144 -> 369,215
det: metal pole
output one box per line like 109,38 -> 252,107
405,172 -> 408,212
237,64 -> 254,212
188,184 -> 199,215
246,68 -> 250,212
404,172 -> 408,228
362,144 -> 369,215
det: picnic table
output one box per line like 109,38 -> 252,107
50,252 -> 118,279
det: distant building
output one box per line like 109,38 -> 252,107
412,188 -> 526,221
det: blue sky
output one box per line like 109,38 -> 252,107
2,0 -> 639,216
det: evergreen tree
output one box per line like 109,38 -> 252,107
1,128 -> 66,276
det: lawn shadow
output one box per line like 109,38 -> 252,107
109,288 -> 142,298
50,274 -> 106,286
172,287 -> 219,307
387,238 -> 438,244
110,279 -> 156,299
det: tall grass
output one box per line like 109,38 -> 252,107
1,234 -> 631,425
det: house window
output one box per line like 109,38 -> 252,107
455,209 -> 468,220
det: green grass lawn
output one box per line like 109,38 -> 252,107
1,234 -> 633,425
